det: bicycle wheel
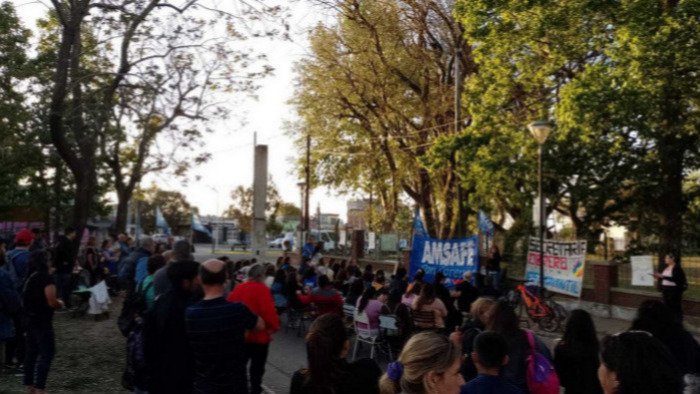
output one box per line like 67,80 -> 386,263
536,306 -> 558,332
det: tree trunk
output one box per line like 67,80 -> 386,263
657,137 -> 685,267
115,190 -> 130,233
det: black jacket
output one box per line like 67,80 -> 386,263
53,235 -> 75,274
661,265 -> 688,291
554,342 -> 603,394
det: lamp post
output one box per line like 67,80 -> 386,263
297,181 -> 306,250
529,121 -> 553,296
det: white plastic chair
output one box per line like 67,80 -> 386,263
353,311 -> 380,360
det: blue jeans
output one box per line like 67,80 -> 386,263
23,324 -> 55,390
54,273 -> 73,308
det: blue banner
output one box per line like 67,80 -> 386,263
155,206 -> 170,234
409,233 -> 479,287
478,210 -> 494,236
191,212 -> 212,237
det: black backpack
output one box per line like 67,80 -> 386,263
118,279 -> 153,337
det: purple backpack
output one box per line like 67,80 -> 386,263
525,330 -> 560,394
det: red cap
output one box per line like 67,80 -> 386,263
14,229 -> 35,246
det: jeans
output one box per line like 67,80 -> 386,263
244,343 -> 269,394
5,313 -> 25,366
663,286 -> 683,322
23,324 -> 55,390
54,273 -> 73,308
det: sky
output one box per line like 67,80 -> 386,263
13,0 -> 355,221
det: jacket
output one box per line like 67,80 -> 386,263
298,286 -> 344,316
227,280 -> 280,344
119,248 -> 152,284
0,268 -> 21,340
53,235 -> 76,274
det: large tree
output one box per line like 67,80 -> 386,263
223,177 -> 281,235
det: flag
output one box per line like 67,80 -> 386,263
478,210 -> 495,236
155,206 -> 170,234
191,212 -> 212,237
414,208 -> 427,236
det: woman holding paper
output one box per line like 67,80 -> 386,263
653,253 -> 687,322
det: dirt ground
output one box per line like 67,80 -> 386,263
0,299 -> 126,394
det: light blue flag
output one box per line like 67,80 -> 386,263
155,206 -> 170,234
478,210 -> 495,236
414,208 -> 428,237
191,212 -> 212,237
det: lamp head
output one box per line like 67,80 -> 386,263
528,121 -> 553,145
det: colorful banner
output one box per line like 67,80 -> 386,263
409,233 -> 479,287
525,237 -> 587,297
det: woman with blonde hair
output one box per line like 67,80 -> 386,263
460,297 -> 497,381
380,331 -> 465,394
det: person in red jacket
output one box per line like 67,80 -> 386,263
298,275 -> 344,316
227,263 -> 280,394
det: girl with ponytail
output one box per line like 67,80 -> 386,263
290,314 -> 381,394
380,332 -> 465,394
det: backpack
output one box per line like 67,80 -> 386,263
122,315 -> 149,391
525,330 -> 560,394
5,249 -> 28,291
117,279 -> 153,337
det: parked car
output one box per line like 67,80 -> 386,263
230,239 -> 249,250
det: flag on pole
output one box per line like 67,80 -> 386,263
155,206 -> 170,234
478,210 -> 495,236
414,208 -> 428,237
191,212 -> 212,237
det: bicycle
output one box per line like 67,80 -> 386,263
509,284 -> 567,332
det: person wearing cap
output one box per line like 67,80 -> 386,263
227,263 -> 279,394
3,229 -> 33,370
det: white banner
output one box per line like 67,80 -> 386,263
525,237 -> 587,297
631,255 -> 655,287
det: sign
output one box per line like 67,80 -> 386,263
339,230 -> 347,247
631,255 -> 655,287
409,233 -> 479,287
525,237 -> 587,297
368,232 -> 376,250
381,234 -> 398,252
478,211 -> 495,236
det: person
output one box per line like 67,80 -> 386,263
311,241 -> 324,266
290,314 -> 381,394
345,279 -> 365,307
460,298 -> 497,381
23,251 -> 65,394
4,229 -> 33,368
486,245 -> 502,291
152,240 -> 192,298
227,263 -> 280,394
554,310 -> 603,394
186,260 -> 264,394
630,300 -> 700,379
280,257 -> 291,272
402,282 -> 421,307
316,260 -> 333,280
101,239 -> 118,276
491,300 -> 552,392
434,272 -> 461,331
140,255 -> 166,311
372,270 -> 387,291
456,272 -> 479,314
52,227 -> 76,308
302,237 -> 315,260
301,267 -> 318,289
653,253 -> 687,321
6,229 -> 34,291
412,283 -> 447,329
143,260 -> 200,394
356,287 -> 382,333
389,267 -> 408,295
298,275 -> 344,316
285,269 -> 304,311
82,236 -> 100,285
379,331 -> 464,394
0,253 -> 21,369
133,238 -> 156,286
264,264 -> 276,288
271,269 -> 288,310
381,289 -> 413,346
28,229 -> 46,253
406,269 -> 424,295
598,330 -> 683,394
460,332 -> 523,394
363,265 -> 374,288
334,268 -> 348,295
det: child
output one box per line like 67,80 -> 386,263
460,332 -> 523,394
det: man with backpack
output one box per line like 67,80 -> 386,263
118,237 -> 154,295
3,229 -> 34,369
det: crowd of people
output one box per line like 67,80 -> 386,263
2,231 -> 700,394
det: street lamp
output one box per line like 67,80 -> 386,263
297,182 -> 306,249
529,121 -> 553,296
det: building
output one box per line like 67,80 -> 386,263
311,213 -> 341,231
346,199 -> 370,230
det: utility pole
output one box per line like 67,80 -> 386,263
304,133 -> 311,238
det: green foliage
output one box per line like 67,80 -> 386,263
223,177 -> 282,235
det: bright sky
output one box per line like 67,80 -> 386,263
14,0 -> 354,221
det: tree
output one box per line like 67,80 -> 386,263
223,177 -> 281,235
291,0 -> 476,237
136,185 -> 194,235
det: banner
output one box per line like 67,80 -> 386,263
409,233 -> 479,287
525,237 -> 587,297
631,255 -> 655,287
478,210 -> 495,236
155,206 -> 170,234
191,212 -> 212,237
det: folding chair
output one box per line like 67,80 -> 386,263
343,304 -> 356,332
353,311 -> 380,360
411,309 -> 437,331
379,315 -> 398,360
